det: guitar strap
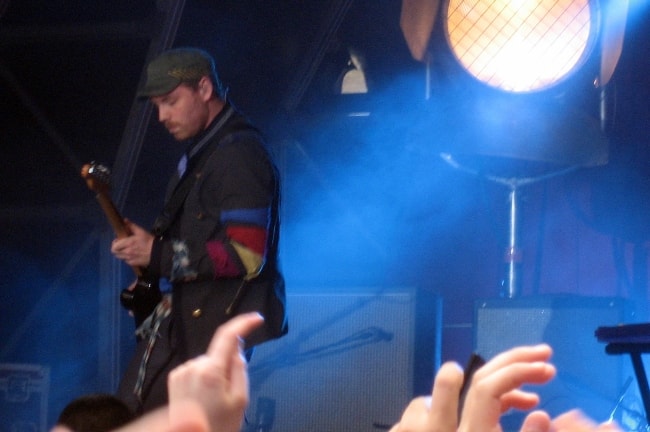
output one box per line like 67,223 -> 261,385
151,110 -> 259,237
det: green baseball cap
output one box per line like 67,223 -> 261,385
137,48 -> 216,98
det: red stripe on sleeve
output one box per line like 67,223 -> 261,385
226,225 -> 268,255
205,240 -> 242,277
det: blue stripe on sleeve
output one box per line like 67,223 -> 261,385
220,207 -> 269,226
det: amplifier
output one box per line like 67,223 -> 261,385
475,295 -> 632,423
246,289 -> 441,431
0,363 -> 50,432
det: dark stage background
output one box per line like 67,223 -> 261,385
2,1 -> 650,430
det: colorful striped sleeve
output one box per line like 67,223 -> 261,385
205,207 -> 269,280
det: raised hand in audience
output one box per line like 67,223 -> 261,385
389,344 -> 622,432
114,312 -> 264,432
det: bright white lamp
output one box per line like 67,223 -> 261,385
444,0 -> 598,93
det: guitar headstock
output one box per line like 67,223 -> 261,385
81,162 -> 111,195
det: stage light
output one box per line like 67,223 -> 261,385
443,0 -> 598,93
339,49 -> 368,95
432,1 -> 619,299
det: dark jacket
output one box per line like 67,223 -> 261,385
148,103 -> 287,358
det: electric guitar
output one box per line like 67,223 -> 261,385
81,162 -> 161,326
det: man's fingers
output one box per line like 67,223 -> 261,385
473,344 -> 552,380
394,363 -> 463,432
520,410 -> 552,432
429,361 -> 464,431
552,410 -> 623,432
228,349 -> 250,407
206,312 -> 264,358
395,397 -> 432,431
551,409 -> 597,431
459,351 -> 555,432
476,361 -> 556,399
500,389 -> 541,412
595,421 -> 624,431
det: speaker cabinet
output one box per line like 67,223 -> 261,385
0,364 -> 49,432
246,289 -> 441,431
475,295 -> 631,423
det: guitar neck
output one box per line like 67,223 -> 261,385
95,193 -> 131,238
95,192 -> 144,278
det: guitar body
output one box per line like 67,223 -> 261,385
120,277 -> 162,327
81,162 -> 162,325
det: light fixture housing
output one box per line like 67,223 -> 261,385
443,0 -> 600,93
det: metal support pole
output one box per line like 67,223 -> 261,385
501,186 -> 522,298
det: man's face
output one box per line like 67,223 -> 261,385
151,82 -> 211,141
